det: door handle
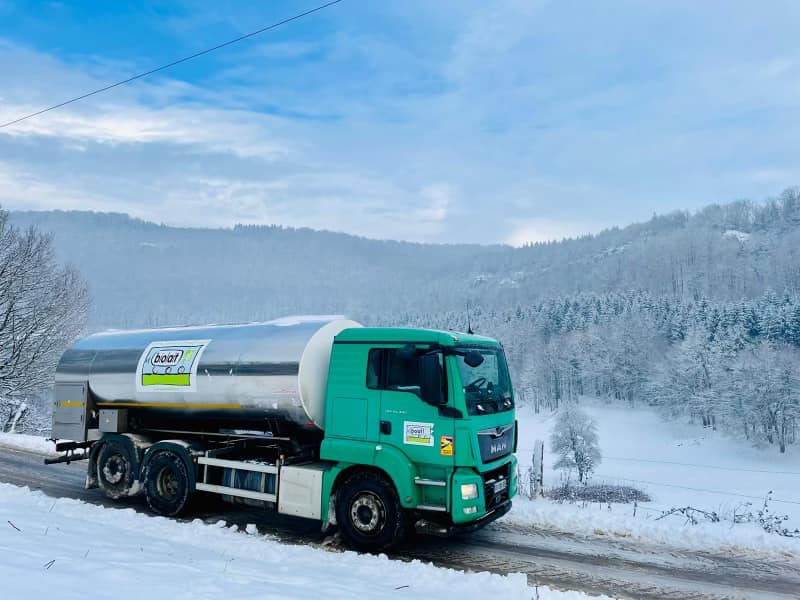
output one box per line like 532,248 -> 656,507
380,420 -> 392,435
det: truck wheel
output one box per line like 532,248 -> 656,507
143,451 -> 191,517
336,471 -> 406,552
96,438 -> 137,499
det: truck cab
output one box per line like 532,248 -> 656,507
320,328 -> 517,550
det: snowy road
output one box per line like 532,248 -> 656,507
0,447 -> 797,600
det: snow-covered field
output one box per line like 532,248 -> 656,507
0,483 -> 612,600
510,401 -> 800,556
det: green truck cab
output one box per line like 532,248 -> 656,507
320,328 -> 517,550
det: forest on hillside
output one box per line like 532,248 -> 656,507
7,188 -> 800,451
399,291 -> 800,453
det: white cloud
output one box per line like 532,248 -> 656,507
445,0 -> 546,85
417,183 -> 452,223
1,103 -> 291,160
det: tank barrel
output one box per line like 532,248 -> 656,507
54,317 -> 361,434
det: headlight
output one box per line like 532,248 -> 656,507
460,483 -> 479,500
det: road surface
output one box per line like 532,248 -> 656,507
0,446 -> 797,600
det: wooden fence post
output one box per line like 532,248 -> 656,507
532,439 -> 544,497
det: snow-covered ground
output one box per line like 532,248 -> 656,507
0,431 -> 56,455
3,401 -> 798,561
510,401 -> 800,556
0,483 -> 612,600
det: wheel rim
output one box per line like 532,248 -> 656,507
102,453 -> 127,485
156,466 -> 179,501
349,491 -> 385,535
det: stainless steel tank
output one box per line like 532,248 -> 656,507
55,317 -> 361,430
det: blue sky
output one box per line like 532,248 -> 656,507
1,1 -> 799,244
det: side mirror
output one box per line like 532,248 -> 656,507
419,353 -> 445,406
464,350 -> 484,368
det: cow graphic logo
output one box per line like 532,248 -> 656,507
136,339 -> 211,393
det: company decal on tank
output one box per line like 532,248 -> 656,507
136,339 -> 211,393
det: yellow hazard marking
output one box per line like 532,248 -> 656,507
59,401 -> 84,407
440,435 -> 454,456
96,402 -> 241,410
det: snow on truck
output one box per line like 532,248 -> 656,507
48,317 -> 517,551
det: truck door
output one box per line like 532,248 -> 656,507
369,348 -> 455,477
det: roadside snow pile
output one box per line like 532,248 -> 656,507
510,402 -> 800,557
0,483 -> 594,600
507,497 -> 799,557
0,432 -> 56,456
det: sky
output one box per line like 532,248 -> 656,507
1,1 -> 799,245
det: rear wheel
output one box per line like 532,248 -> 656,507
96,437 -> 137,499
336,471 -> 406,552
143,451 -> 191,516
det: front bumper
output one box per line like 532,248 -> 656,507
415,499 -> 512,537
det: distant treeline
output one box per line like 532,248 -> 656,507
396,291 -> 800,453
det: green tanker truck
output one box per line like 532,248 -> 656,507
49,317 -> 517,551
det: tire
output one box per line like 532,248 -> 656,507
335,471 -> 406,552
143,450 -> 192,517
96,437 -> 137,500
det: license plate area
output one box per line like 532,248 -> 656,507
493,479 -> 508,494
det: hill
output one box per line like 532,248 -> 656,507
11,188 -> 800,329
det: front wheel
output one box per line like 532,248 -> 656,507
335,471 -> 406,552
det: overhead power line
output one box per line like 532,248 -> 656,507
0,0 -> 343,129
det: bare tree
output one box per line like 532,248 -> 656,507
550,404 -> 602,483
0,209 -> 89,431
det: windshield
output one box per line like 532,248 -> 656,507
455,346 -> 513,416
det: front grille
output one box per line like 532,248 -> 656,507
482,463 -> 511,511
476,424 -> 514,463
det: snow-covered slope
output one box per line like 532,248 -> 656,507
511,402 -> 800,556
0,483 -> 608,600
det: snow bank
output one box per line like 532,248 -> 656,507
0,432 -> 56,456
510,402 -> 800,557
0,483 -> 596,600
506,497 -> 799,558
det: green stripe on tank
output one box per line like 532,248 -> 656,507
142,373 -> 191,386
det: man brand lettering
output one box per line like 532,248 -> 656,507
151,349 -> 183,367
489,440 -> 509,455
477,424 -> 513,462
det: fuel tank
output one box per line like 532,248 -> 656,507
55,316 -> 361,430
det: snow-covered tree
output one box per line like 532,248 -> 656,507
550,404 -> 602,483
0,210 -> 89,430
